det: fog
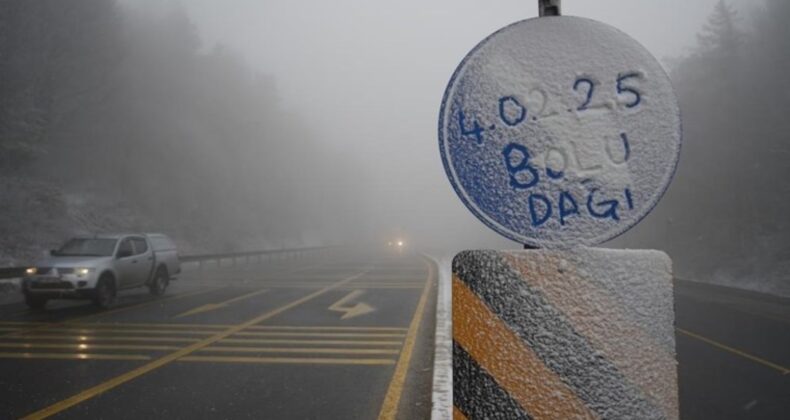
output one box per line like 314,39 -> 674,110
152,0 -> 730,250
2,0 -> 787,294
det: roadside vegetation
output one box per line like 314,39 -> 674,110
0,0 -> 359,264
617,0 -> 790,295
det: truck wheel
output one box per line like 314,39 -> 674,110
149,267 -> 169,296
93,275 -> 116,309
24,294 -> 48,310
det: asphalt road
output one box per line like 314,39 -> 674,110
0,248 -> 436,419
675,280 -> 790,419
2,247 -> 788,420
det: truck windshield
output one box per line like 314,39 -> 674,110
55,238 -> 117,257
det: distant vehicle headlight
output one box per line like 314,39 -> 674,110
397,240 -> 404,247
25,267 -> 37,275
76,268 -> 95,276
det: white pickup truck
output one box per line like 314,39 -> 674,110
22,233 -> 181,309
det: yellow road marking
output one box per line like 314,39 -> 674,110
220,338 -> 403,346
15,328 -> 403,339
328,290 -> 375,320
25,328 -> 216,337
38,328 -> 406,338
0,321 -> 226,330
215,283 -> 422,289
22,269 -> 370,420
233,331 -> 405,338
73,287 -> 221,321
62,322 -> 230,333
0,352 -> 150,361
200,346 -> 399,355
178,355 -> 395,365
677,327 -> 790,375
249,325 -> 408,332
0,342 -> 180,352
2,287 -> 221,338
6,287 -> 222,325
377,257 -> 433,420
5,321 -> 408,333
1,322 -> 408,334
175,289 -> 269,318
9,334 -> 201,344
0,342 -> 397,355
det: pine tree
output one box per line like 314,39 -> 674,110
697,0 -> 741,62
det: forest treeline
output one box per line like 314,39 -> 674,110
617,0 -> 790,293
1,0 -> 788,294
0,0 -> 364,259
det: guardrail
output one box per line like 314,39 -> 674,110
180,246 -> 327,269
0,246 -> 328,279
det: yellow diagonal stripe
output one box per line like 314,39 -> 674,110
176,289 -> 269,318
506,253 -> 678,414
453,406 -> 469,420
453,276 -> 596,420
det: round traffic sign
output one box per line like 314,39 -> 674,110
439,16 -> 681,247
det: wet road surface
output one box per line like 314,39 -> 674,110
675,280 -> 790,419
0,248 -> 435,419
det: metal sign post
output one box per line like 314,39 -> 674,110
441,2 -> 680,419
538,0 -> 561,17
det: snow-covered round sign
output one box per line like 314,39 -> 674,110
439,16 -> 681,247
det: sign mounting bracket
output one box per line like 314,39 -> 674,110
539,0 -> 561,17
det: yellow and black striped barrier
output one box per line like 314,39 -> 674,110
452,249 -> 678,419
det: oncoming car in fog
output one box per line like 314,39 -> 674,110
22,233 -> 180,309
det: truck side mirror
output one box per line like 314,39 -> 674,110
117,249 -> 133,259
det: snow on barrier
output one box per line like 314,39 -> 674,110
452,249 -> 677,419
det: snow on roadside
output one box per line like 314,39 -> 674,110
423,253 -> 452,420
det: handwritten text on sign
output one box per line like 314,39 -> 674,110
439,17 -> 681,247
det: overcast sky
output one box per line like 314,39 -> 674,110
124,0 -> 745,247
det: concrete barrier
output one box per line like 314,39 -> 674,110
452,248 -> 677,419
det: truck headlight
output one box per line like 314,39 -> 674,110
25,267 -> 37,275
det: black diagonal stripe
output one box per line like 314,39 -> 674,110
453,340 -> 531,420
453,251 -> 664,419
